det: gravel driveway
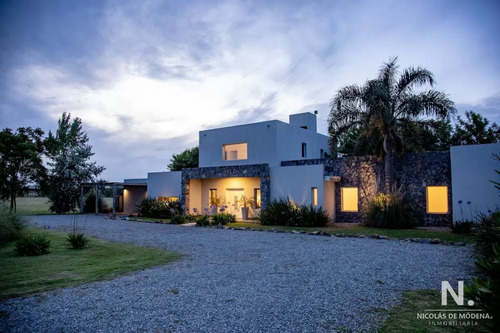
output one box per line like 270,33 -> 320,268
0,215 -> 475,333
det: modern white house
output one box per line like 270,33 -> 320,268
123,111 -> 500,225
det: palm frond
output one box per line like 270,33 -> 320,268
397,67 -> 435,95
398,90 -> 456,119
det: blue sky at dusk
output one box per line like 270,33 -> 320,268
1,0 -> 499,181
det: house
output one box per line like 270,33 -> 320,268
123,112 -> 500,225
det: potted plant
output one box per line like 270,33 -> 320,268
238,196 -> 255,220
209,196 -> 224,215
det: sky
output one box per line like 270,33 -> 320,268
1,0 -> 499,182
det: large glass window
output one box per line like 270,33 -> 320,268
426,186 -> 448,214
209,188 -> 218,206
254,188 -> 261,208
223,143 -> 248,160
311,187 -> 318,206
341,187 -> 358,212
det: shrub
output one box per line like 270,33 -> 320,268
258,199 -> 330,227
0,207 -> 26,244
298,205 -> 330,227
67,232 -> 89,249
195,215 -> 210,227
83,193 -> 110,213
258,198 -> 300,226
450,221 -> 474,234
135,198 -> 182,219
212,213 -> 236,226
475,211 -> 500,260
364,191 -> 417,229
465,243 -> 500,331
170,215 -> 186,224
15,233 -> 51,256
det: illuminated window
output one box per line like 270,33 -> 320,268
341,187 -> 358,212
223,143 -> 247,160
157,196 -> 179,203
426,186 -> 448,214
302,142 -> 307,157
311,187 -> 318,206
209,188 -> 218,206
254,188 -> 261,208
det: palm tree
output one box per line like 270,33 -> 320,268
328,57 -> 456,192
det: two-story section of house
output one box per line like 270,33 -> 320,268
183,112 -> 330,219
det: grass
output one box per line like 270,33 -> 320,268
2,197 -> 115,215
379,290 -> 491,332
8,197 -> 53,215
134,216 -> 171,223
0,228 -> 181,299
227,222 -> 475,243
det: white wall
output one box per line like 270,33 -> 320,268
270,164 -> 325,207
199,120 -> 279,167
199,113 -> 330,168
276,121 -> 329,161
147,171 -> 182,199
451,143 -> 500,222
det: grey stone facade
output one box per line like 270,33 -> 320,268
282,151 -> 452,225
181,164 -> 270,212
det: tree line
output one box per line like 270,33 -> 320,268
0,113 -> 104,213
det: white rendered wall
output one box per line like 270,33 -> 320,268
199,115 -> 330,168
147,171 -> 182,199
451,143 -> 500,222
270,164 -> 325,207
275,121 -> 329,161
199,120 -> 279,167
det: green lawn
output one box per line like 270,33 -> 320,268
8,197 -> 53,215
227,222 -> 474,243
379,290 -> 491,332
0,228 -> 181,299
2,197 -> 116,215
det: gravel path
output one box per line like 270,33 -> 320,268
0,215 -> 475,333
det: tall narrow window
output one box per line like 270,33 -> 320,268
426,186 -> 448,214
302,142 -> 307,158
254,188 -> 261,208
341,187 -> 358,212
222,143 -> 247,160
311,187 -> 318,206
320,149 -> 324,159
209,188 -> 217,206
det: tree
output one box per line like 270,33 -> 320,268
451,111 -> 500,145
0,127 -> 46,212
46,113 -> 104,213
167,147 -> 199,171
329,57 -> 455,192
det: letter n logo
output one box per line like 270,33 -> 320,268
441,281 -> 464,306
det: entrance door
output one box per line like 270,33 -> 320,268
226,188 -> 244,219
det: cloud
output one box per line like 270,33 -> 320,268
2,0 -> 500,181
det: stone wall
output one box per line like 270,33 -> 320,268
281,151 -> 451,225
181,164 -> 270,213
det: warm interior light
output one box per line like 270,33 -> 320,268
427,186 -> 448,214
341,187 -> 358,212
223,143 -> 248,160
311,187 -> 318,206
